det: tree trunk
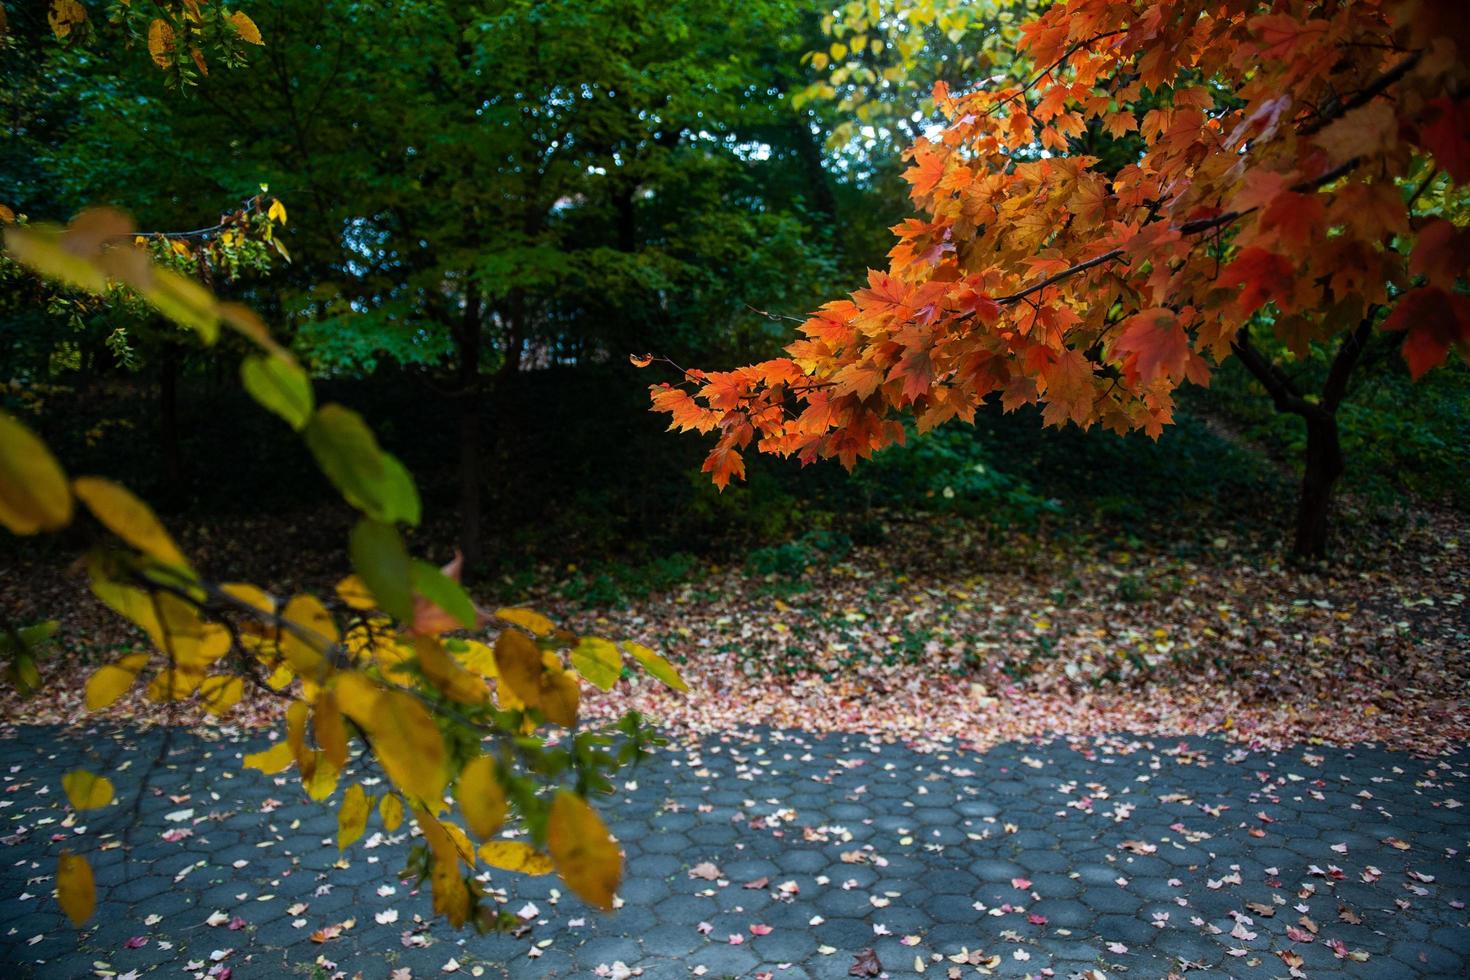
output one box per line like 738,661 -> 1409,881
1293,409 -> 1343,560
455,286 -> 484,577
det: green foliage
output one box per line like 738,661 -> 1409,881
1203,356 -> 1470,511
746,529 -> 854,578
855,424 -> 1061,526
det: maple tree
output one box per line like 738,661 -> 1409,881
646,0 -> 1470,558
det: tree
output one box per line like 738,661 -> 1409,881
645,0 -> 1470,559
76,0 -> 861,577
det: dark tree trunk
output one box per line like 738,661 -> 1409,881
1230,316 -> 1373,562
1294,410 -> 1344,559
455,286 -> 484,577
789,116 -> 840,228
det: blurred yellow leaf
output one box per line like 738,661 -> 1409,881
571,637 -> 621,691
315,690 -> 349,768
457,755 -> 506,840
547,790 -> 621,910
244,741 -> 295,774
0,410 -> 73,534
414,635 -> 488,705
379,793 -> 404,832
337,784 -> 369,850
72,476 -> 189,569
84,652 -> 149,710
493,629 -> 544,708
56,851 -> 94,926
477,841 -> 554,876
336,672 -> 447,806
199,675 -> 243,714
61,770 -> 114,810
494,607 -> 555,636
335,575 -> 376,610
280,594 -> 336,679
623,641 -> 688,692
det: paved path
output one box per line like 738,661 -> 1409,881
2,726 -> 1468,979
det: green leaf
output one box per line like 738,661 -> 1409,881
304,404 -> 420,525
571,636 -> 622,691
348,519 -> 413,621
410,560 -> 475,630
242,353 -> 313,430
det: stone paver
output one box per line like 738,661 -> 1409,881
2,726 -> 1467,978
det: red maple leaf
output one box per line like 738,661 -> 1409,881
1116,308 -> 1190,383
1381,286 -> 1470,380
1220,247 -> 1295,315
1417,97 -> 1470,183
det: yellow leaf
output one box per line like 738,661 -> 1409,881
335,575 -> 376,609
56,851 -> 94,926
0,411 -> 73,534
280,594 -> 336,680
337,784 -> 369,850
477,841 -> 554,876
221,582 -> 275,614
453,639 -> 498,678
148,18 -> 175,69
623,641 -> 688,692
315,690 -> 349,769
457,755 -> 506,840
72,477 -> 189,569
442,820 -> 477,867
414,635 -> 488,705
571,637 -> 622,691
84,652 -> 149,710
302,750 -> 339,801
379,793 -> 404,832
199,675 -> 243,714
547,790 -> 621,910
335,672 -> 447,806
493,629 -> 544,708
494,607 -> 555,636
416,808 -> 473,926
286,699 -> 310,769
538,653 -> 580,728
61,770 -> 114,810
146,666 -> 204,701
268,198 -> 287,225
47,0 -> 87,40
229,10 -> 263,44
244,741 -> 295,774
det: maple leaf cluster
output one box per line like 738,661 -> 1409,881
646,0 -> 1470,489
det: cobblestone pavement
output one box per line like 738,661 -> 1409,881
2,726 -> 1468,979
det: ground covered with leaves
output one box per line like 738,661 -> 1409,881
4,494 -> 1467,757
